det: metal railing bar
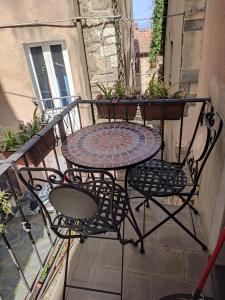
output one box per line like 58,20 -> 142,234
178,103 -> 185,163
34,95 -> 79,103
108,103 -> 111,122
5,170 -> 44,268
112,103 -> 116,120
39,207 -> 54,247
53,147 -> 61,171
143,104 -> 146,126
0,162 -> 11,174
160,107 -> 165,161
77,103 -> 82,129
125,102 -> 128,122
68,111 -> 74,134
91,102 -> 96,125
77,98 -> 210,105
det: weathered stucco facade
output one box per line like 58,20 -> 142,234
0,0 -> 132,128
165,0 -> 225,257
197,0 -> 225,254
164,0 -> 206,161
164,0 -> 205,96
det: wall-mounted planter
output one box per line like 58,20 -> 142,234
1,128 -> 56,166
140,102 -> 183,120
96,102 -> 137,120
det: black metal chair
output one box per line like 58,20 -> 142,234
17,167 -> 136,300
126,102 -> 223,252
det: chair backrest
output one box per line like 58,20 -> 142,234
17,167 -> 116,238
183,102 -> 223,186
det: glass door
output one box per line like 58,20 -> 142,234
26,41 -> 74,110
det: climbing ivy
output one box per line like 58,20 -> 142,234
149,0 -> 166,66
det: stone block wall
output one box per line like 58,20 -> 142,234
78,0 -> 121,98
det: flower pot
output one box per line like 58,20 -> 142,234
140,102 -> 183,120
28,128 -> 56,166
2,150 -> 34,165
1,128 -> 56,166
96,102 -> 137,120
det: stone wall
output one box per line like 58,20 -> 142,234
79,0 -> 121,98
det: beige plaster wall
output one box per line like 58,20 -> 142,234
164,0 -> 185,161
135,56 -> 151,93
164,0 -> 184,93
197,0 -> 225,252
0,0 -> 90,128
164,0 -> 206,162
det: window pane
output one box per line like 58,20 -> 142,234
50,44 -> 71,106
30,46 -> 53,109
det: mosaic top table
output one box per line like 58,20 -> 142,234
62,122 -> 161,170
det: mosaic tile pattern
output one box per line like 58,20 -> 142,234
62,122 -> 161,169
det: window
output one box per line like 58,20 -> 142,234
25,41 -> 74,110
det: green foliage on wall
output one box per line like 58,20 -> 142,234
149,0 -> 166,65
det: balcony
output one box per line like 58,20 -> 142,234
0,98 -> 214,300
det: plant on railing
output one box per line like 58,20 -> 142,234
96,81 -> 138,101
145,73 -> 168,99
173,88 -> 186,99
0,191 -> 13,233
113,81 -> 126,98
0,108 -> 44,151
141,74 -> 186,120
149,0 -> 165,66
95,81 -> 138,120
144,74 -> 186,99
0,107 -> 55,166
0,129 -> 19,151
96,83 -> 115,100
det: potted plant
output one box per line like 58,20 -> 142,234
96,81 -> 137,120
0,108 -> 55,166
140,74 -> 184,120
0,191 -> 13,234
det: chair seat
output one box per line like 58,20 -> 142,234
127,159 -> 187,197
52,182 -> 129,235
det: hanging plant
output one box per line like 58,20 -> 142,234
0,191 -> 13,233
0,107 -> 56,166
140,74 -> 186,120
149,0 -> 166,66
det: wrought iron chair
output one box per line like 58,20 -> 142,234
126,102 -> 223,252
17,167 -> 135,300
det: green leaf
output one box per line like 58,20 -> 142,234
149,0 -> 166,64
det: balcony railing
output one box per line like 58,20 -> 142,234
0,97 -> 210,299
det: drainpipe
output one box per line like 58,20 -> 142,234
72,0 -> 92,99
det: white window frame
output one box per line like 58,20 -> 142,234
24,40 -> 75,110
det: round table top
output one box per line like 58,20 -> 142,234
62,122 -> 161,170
